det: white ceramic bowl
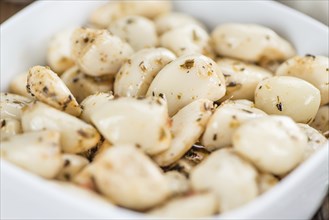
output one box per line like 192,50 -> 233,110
1,1 -> 328,219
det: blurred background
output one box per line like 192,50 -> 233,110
1,0 -> 329,25
278,0 -> 329,25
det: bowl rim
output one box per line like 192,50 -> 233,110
1,0 -> 328,219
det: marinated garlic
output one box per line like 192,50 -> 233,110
276,55 -> 329,105
255,76 -> 321,123
2,1 -> 328,218
114,48 -> 176,98
90,97 -> 171,156
92,145 -> 170,210
233,116 -> 307,175
191,149 -> 258,213
211,23 -> 296,63
47,28 -> 75,74
160,24 -> 214,57
146,54 -> 226,116
108,15 -> 158,51
201,100 -> 267,151
1,130 -> 63,179
27,66 -> 82,116
71,28 -> 134,77
21,101 -> 100,154
216,58 -> 272,101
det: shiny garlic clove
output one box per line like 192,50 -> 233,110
89,1 -> 171,29
71,28 -> 134,77
114,48 -> 176,98
0,118 -> 22,141
21,101 -> 100,154
108,15 -> 158,51
233,115 -> 307,175
0,130 -> 62,179
27,66 -> 82,116
298,123 -> 327,160
47,28 -> 75,75
155,12 -> 207,35
311,105 -> 329,134
164,171 -> 190,197
9,72 -> 32,98
160,24 -> 214,57
153,99 -> 213,167
80,92 -> 114,124
91,97 -> 171,156
255,76 -> 321,123
201,100 -> 267,151
190,149 -> 258,213
92,145 -> 170,210
275,55 -> 329,105
257,173 -> 279,194
146,54 -> 226,116
216,58 -> 273,101
0,92 -> 33,120
149,193 -> 218,218
61,66 -> 114,103
211,23 -> 296,63
56,154 -> 89,182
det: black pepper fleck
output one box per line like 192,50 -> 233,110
305,54 -> 316,59
1,120 -> 6,128
42,86 -> 49,94
276,96 -> 283,111
213,134 -> 217,141
180,59 -> 195,69
64,159 -> 71,167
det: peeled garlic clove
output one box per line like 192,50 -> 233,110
311,105 -> 329,134
27,66 -> 82,116
80,92 -> 114,124
93,145 -> 170,210
233,115 -> 307,175
114,48 -> 176,98
56,154 -> 89,181
201,100 -> 267,151
155,12 -> 207,35
211,23 -> 296,63
191,149 -> 258,213
61,66 -> 114,103
91,97 -> 171,156
47,28 -> 75,74
153,99 -> 213,166
276,55 -> 329,105
89,1 -> 171,29
0,92 -> 33,120
216,58 -> 272,101
146,54 -> 226,116
21,101 -> 100,154
298,123 -> 327,160
255,76 -> 321,123
0,118 -> 22,141
160,24 -> 214,57
0,130 -> 62,179
71,28 -> 134,77
164,171 -> 190,197
9,72 -> 32,98
108,15 -> 158,51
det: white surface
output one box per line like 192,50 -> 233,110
0,1 -> 328,219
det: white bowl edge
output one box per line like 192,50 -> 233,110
1,1 -> 328,219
